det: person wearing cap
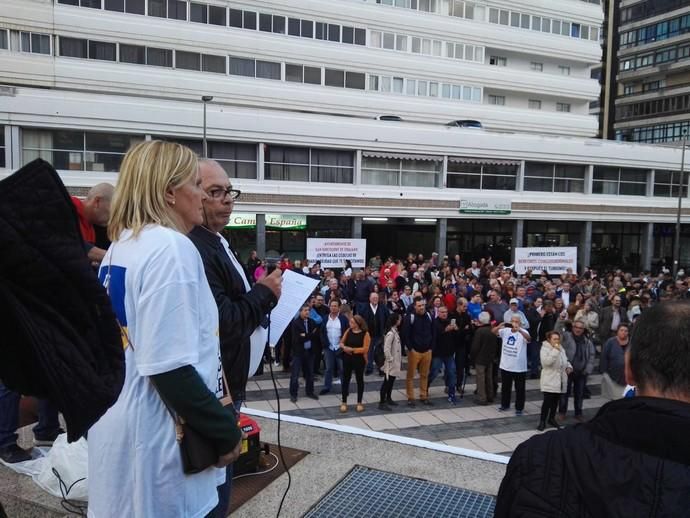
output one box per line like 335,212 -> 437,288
470,312 -> 499,405
503,298 -> 529,330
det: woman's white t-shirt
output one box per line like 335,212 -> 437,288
88,226 -> 223,518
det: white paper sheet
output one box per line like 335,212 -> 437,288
267,270 -> 319,348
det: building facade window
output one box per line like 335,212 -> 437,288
0,29 -> 9,50
530,62 -> 543,71
592,166 -> 648,196
22,129 -> 143,172
488,94 -> 505,105
370,75 -> 481,103
20,32 -> 52,55
620,13 -> 690,49
524,162 -> 586,193
653,170 -> 688,198
591,222 -> 642,271
558,65 -> 571,75
361,154 -> 442,187
619,120 -> 690,144
489,55 -> 507,66
285,64 -> 322,85
264,145 -> 354,183
524,221 -> 582,247
528,99 -> 542,110
556,102 -> 571,112
489,7 -> 599,41
370,30 -> 483,63
104,0 -> 145,14
447,158 -> 518,190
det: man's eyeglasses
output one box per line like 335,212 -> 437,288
207,187 -> 241,201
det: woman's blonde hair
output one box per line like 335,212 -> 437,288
108,140 -> 199,240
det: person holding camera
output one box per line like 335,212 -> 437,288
493,316 -> 531,415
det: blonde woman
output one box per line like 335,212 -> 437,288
538,330 -> 572,431
89,141 -> 242,518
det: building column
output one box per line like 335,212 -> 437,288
256,213 -> 266,259
579,221 -> 592,271
584,165 -> 594,195
8,125 -> 20,169
516,161 -> 525,192
352,216 -> 362,239
641,222 -> 654,272
354,150 -> 362,185
511,219 -> 524,264
435,218 -> 447,258
257,143 -> 265,182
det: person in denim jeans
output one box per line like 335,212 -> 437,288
0,382 -> 62,464
558,320 -> 596,422
320,300 -> 350,395
428,306 -> 459,404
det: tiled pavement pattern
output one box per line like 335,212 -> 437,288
246,364 -> 606,456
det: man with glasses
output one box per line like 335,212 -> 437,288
188,159 -> 282,518
558,319 -> 595,422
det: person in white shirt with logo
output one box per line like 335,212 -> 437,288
90,141 -> 242,518
493,316 -> 531,416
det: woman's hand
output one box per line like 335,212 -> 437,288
216,432 -> 247,468
565,367 -> 573,375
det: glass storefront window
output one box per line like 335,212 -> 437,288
524,162 -> 585,193
22,129 -> 143,171
593,166 -> 648,196
362,154 -> 442,187
264,145 -> 354,183
447,158 -> 518,190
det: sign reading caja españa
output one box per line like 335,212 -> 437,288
307,238 -> 366,269
459,197 -> 511,215
514,247 -> 578,275
226,213 -> 307,230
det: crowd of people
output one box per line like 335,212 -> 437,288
1,139 -> 688,518
248,250 -> 690,431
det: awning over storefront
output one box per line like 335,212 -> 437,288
448,157 -> 520,166
362,151 -> 443,162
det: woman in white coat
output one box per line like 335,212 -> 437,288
379,313 -> 403,411
538,330 -> 572,431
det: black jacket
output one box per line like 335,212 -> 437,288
432,317 -> 457,357
360,303 -> 389,341
290,317 -> 320,355
0,159 -> 124,442
470,325 -> 499,366
496,397 -> 690,517
188,226 -> 277,402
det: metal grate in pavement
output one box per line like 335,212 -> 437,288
303,465 -> 495,518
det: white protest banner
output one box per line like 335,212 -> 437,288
307,238 -> 366,269
514,247 -> 578,275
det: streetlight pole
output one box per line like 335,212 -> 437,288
201,95 -> 213,158
673,130 -> 688,278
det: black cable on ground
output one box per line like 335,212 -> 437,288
265,315 -> 291,518
52,468 -> 87,517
